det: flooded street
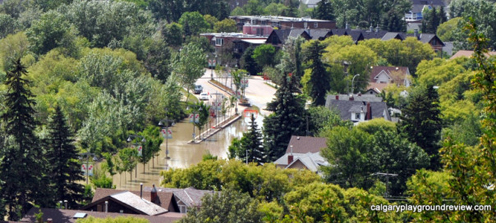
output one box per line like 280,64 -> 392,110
112,117 -> 253,190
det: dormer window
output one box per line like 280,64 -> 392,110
215,38 -> 224,46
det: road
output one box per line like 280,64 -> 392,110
194,69 -> 277,118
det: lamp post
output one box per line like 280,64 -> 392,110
127,135 -> 145,178
187,105 -> 202,142
79,152 -> 96,185
158,108 -> 174,160
351,73 -> 360,95
371,172 -> 398,198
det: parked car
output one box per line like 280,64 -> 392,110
199,93 -> 209,100
194,85 -> 203,94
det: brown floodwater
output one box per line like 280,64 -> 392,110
111,116 -> 252,190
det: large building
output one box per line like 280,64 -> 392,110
229,15 -> 336,31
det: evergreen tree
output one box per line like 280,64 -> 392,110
238,114 -> 265,165
46,106 -> 85,208
0,59 -> 47,220
438,6 -> 447,25
307,41 -> 330,106
241,47 -> 258,75
313,0 -> 334,20
264,76 -> 307,161
398,86 -> 442,169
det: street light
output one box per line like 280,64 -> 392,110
351,73 -> 360,95
187,105 -> 202,142
79,152 -> 96,185
371,172 -> 398,198
127,134 -> 146,178
158,108 -> 174,160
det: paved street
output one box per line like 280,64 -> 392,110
194,69 -> 277,118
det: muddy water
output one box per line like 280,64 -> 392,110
112,116 -> 253,190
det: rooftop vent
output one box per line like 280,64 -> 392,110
73,213 -> 87,219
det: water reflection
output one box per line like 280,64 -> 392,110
112,118 -> 248,190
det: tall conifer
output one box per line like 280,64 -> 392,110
0,59 -> 47,220
46,106 -> 85,208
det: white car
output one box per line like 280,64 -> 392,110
199,93 -> 209,100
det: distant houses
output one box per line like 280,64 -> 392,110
274,135 -> 329,175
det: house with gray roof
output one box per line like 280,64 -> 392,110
144,186 -> 216,214
274,136 -> 329,175
325,95 -> 391,123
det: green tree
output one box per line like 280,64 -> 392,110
313,0 -> 334,20
437,17 -> 462,42
240,46 -> 258,75
46,106 -> 85,208
237,114 -> 265,165
264,76 -> 307,161
0,32 -> 30,72
180,188 -> 263,223
118,147 -> 139,182
398,86 -> 442,170
0,13 -> 17,39
26,11 -> 74,55
252,44 -> 277,70
264,3 -> 288,16
172,43 -> 206,102
214,18 -> 237,33
203,14 -> 218,30
306,40 -> 330,106
0,59 -> 47,220
162,22 -> 183,47
178,11 -> 209,36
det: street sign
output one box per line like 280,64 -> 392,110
189,113 -> 199,123
137,146 -> 143,157
211,101 -> 222,111
195,114 -> 200,122
161,128 -> 172,139
81,164 -> 94,176
241,79 -> 249,88
189,114 -> 194,123
243,109 -> 259,119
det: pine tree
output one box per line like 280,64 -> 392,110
264,76 -> 307,161
46,106 -> 85,208
398,86 -> 442,169
0,58 -> 47,220
313,0 -> 334,20
307,41 -> 330,106
438,6 -> 447,25
239,114 -> 264,165
241,47 -> 258,75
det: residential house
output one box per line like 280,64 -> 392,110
300,0 -> 322,8
325,94 -> 391,123
144,186 -> 216,214
450,50 -> 496,60
274,136 -> 329,175
20,207 -> 184,223
83,186 -> 179,215
229,15 -> 336,31
405,0 -> 446,22
366,66 -> 411,94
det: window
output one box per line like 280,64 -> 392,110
314,22 -> 318,28
355,113 -> 360,120
215,38 -> 224,46
179,205 -> 188,213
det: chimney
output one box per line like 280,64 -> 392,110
335,95 -> 339,100
105,201 -> 108,213
64,200 -> 68,209
414,29 -> 419,39
288,154 -> 294,165
140,183 -> 143,199
307,26 -> 310,36
369,25 -> 373,32
360,106 -> 365,121
47,218 -> 53,223
345,22 -> 349,30
366,102 -> 372,120
375,25 -> 379,33
349,95 -> 354,101
151,184 -> 158,203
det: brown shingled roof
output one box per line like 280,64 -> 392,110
450,50 -> 496,60
285,136 -> 327,154
20,207 -> 184,223
92,188 -> 174,211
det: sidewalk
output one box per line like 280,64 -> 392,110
188,114 -> 242,144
